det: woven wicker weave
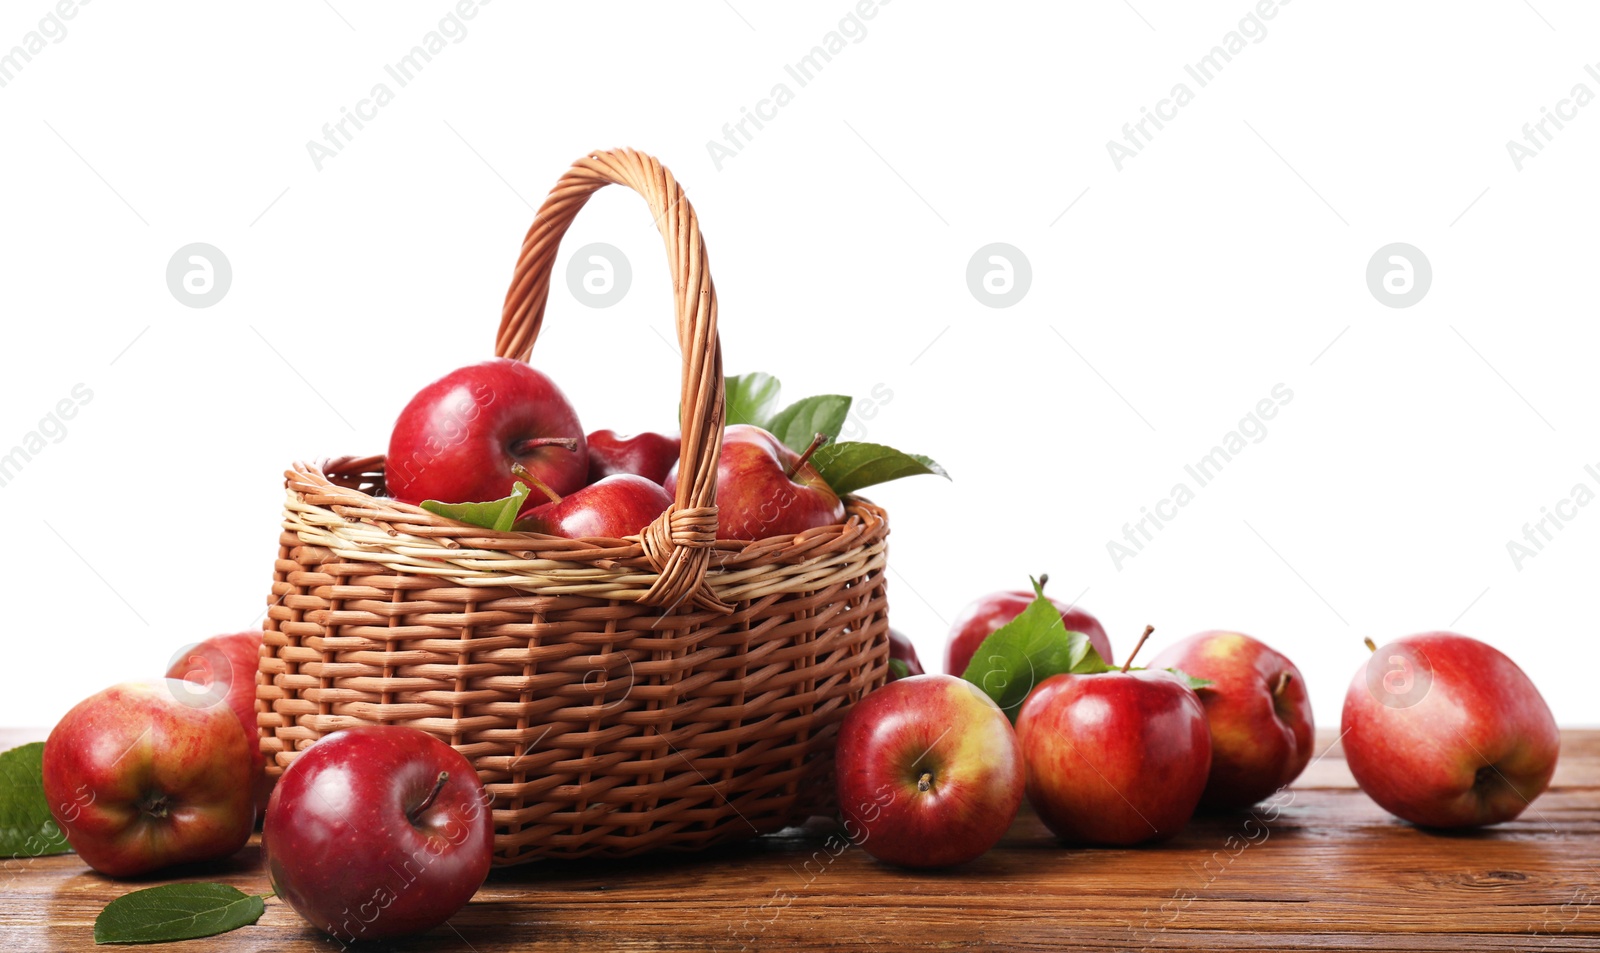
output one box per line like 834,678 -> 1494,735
256,148 -> 891,863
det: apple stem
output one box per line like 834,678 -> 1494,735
409,771 -> 450,823
511,436 -> 580,457
1363,637 -> 1378,654
1121,625 -> 1155,673
512,463 -> 562,505
917,771 -> 934,793
786,433 -> 830,480
1038,573 -> 1049,590
1273,671 -> 1292,696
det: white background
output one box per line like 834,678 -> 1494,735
2,0 -> 1597,729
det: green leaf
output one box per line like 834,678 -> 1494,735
765,395 -> 853,454
1163,668 -> 1214,691
724,372 -> 782,428
960,586 -> 1115,720
0,743 -> 71,858
421,480 -> 531,533
810,441 -> 949,496
95,883 -> 265,945
886,658 -> 911,681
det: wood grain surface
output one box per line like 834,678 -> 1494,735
4,728 -> 1598,951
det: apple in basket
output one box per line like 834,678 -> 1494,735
42,680 -> 256,877
514,468 -> 673,539
386,358 -> 589,506
586,429 -> 680,486
666,425 -> 844,540
263,726 -> 494,942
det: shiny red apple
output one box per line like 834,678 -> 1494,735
1148,631 -> 1313,810
1016,642 -> 1211,845
42,680 -> 255,877
263,726 -> 494,943
587,429 -> 680,486
386,358 -> 587,506
514,473 -> 672,539
835,674 -> 1024,868
166,631 -> 272,821
668,425 -> 844,540
1341,632 -> 1558,828
887,628 -> 924,680
946,582 -> 1113,675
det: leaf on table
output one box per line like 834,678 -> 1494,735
95,883 -> 266,945
810,441 -> 949,496
765,394 -> 852,454
0,742 -> 71,858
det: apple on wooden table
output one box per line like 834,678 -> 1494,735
263,726 -> 494,943
1341,631 -> 1558,828
834,674 -> 1024,868
42,680 -> 256,877
1149,630 -> 1314,811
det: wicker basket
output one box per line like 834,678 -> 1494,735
255,148 -> 890,864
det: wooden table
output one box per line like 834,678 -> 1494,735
5,727 -> 1598,951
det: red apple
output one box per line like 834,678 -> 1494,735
587,429 -> 680,486
42,680 -> 255,877
166,631 -> 272,821
667,425 -> 844,540
834,674 -> 1024,868
1148,631 -> 1313,810
887,628 -> 924,680
1341,632 -> 1558,828
1016,663 -> 1211,845
946,583 -> 1113,676
514,473 -> 672,539
386,358 -> 588,506
263,726 -> 494,943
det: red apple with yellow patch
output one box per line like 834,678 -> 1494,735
1149,631 -> 1314,811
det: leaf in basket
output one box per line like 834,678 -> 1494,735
724,372 -> 782,428
420,480 -> 531,533
959,578 -> 1111,721
94,883 -> 266,945
765,394 -> 853,454
809,441 -> 949,496
0,742 -> 72,858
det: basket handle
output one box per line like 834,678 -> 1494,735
496,148 -> 730,614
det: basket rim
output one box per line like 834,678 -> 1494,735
280,455 -> 889,605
